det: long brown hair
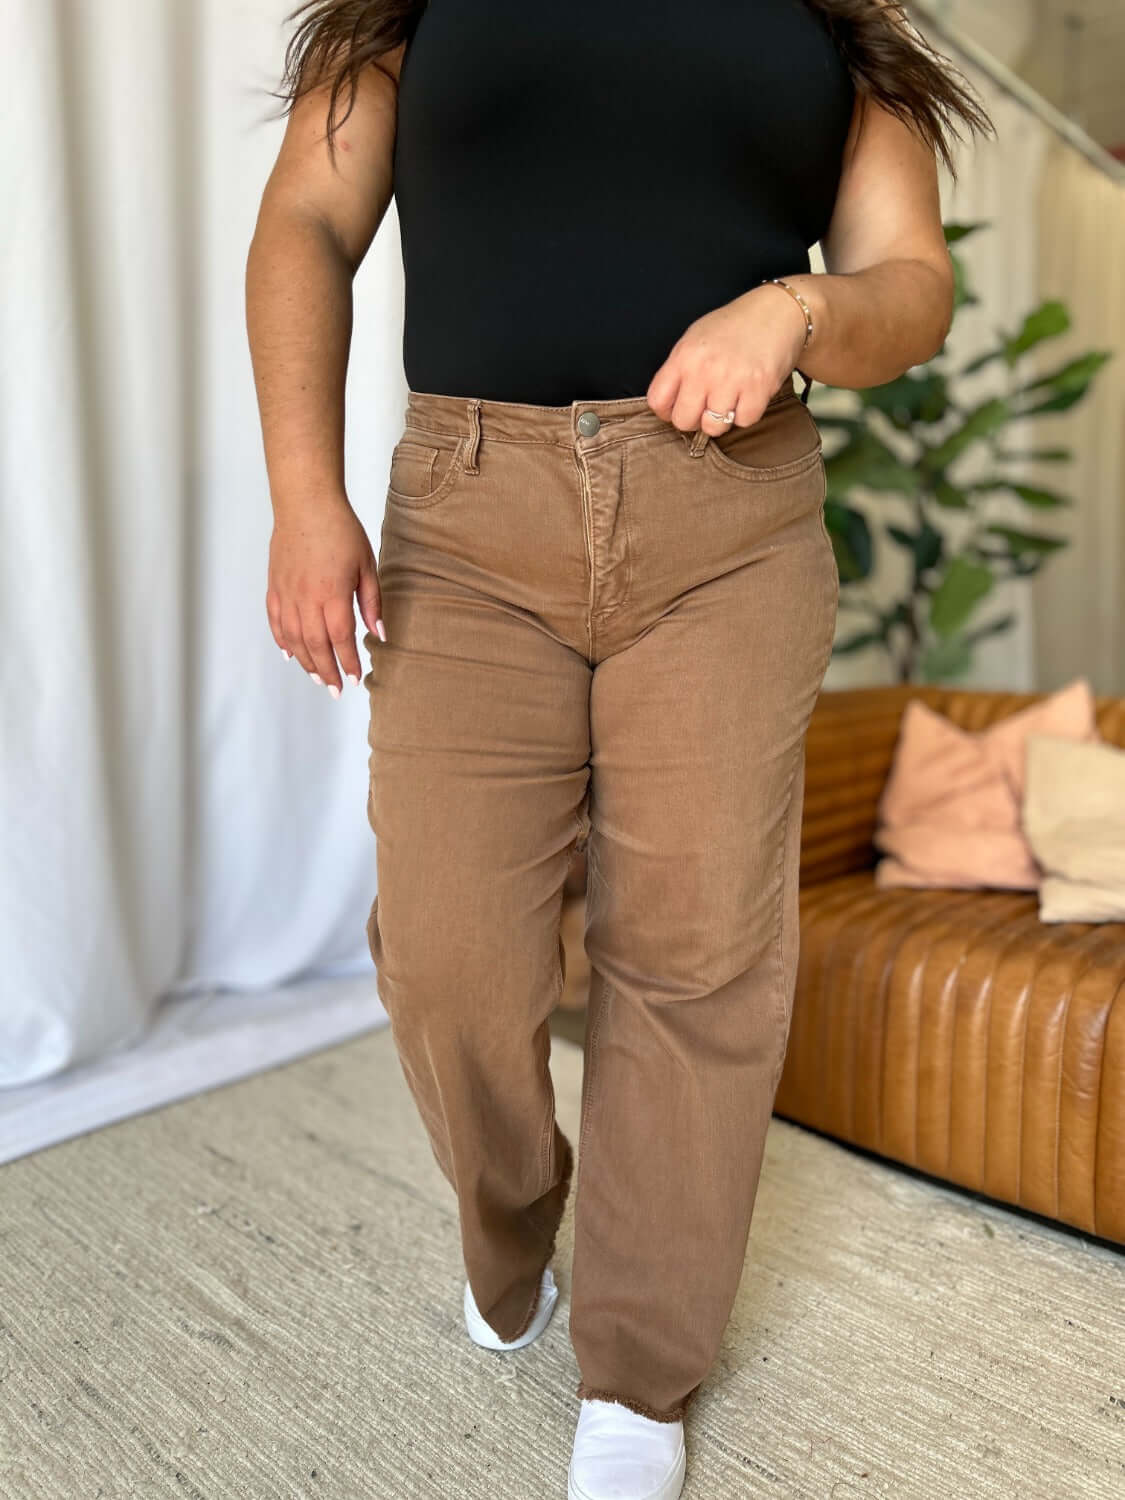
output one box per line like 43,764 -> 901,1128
270,0 -> 995,175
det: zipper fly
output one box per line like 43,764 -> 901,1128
575,449 -> 596,656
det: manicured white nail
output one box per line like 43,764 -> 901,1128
310,672 -> 323,685
328,683 -> 341,700
375,618 -> 387,643
280,647 -> 291,660
347,672 -> 360,687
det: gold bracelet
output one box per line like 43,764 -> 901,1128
761,277 -> 813,350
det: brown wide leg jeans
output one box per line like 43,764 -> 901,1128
362,371 -> 839,1424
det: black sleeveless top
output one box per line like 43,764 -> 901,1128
391,1 -> 856,405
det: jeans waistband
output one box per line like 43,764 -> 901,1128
401,372 -> 798,450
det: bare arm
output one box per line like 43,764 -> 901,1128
245,47 -> 403,693
647,88 -> 955,432
773,89 -> 956,389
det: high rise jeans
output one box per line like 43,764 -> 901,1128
362,371 -> 839,1423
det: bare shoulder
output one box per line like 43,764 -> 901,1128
258,43 -> 407,268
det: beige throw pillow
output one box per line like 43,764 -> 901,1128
874,678 -> 1099,891
1023,734 -> 1125,922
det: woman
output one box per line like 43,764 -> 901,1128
246,4 -> 992,1495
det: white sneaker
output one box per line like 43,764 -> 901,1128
568,1397 -> 686,1500
463,1265 -> 559,1351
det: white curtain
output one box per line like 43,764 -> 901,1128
1030,138 -> 1125,694
2,0 -> 404,1088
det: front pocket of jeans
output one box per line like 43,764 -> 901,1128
386,432 -> 466,508
704,440 -> 823,483
703,395 -> 822,482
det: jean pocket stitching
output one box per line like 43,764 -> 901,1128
703,438 -> 823,484
386,435 -> 467,509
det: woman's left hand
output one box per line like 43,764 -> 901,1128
646,281 -> 810,436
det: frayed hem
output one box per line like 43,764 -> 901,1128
575,1382 -> 689,1425
503,1131 -> 576,1343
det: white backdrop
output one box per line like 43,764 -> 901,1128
2,2 -> 1121,1099
2,1 -> 405,1089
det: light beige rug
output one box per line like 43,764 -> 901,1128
1,1026 -> 1122,1499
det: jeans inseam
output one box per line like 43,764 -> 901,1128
504,1133 -> 575,1343
537,874 -> 571,1197
575,834 -> 610,1166
503,810 -> 589,1346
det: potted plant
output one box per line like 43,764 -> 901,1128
816,220 -> 1113,682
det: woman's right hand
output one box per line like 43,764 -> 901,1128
266,493 -> 385,698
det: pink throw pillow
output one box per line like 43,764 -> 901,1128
874,679 -> 1099,891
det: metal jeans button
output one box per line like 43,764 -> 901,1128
577,411 -> 601,437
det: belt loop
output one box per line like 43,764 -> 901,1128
464,398 -> 481,474
688,427 -> 710,457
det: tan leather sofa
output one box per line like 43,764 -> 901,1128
778,685 -> 1125,1247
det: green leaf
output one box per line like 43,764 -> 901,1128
983,525 -> 1067,556
886,523 -> 943,573
919,398 -> 1012,472
885,601 -> 914,630
1011,352 -> 1114,416
1005,481 -> 1072,508
992,448 -> 1072,463
1013,349 -> 1112,396
915,522 -> 944,572
958,348 -> 1004,377
823,500 -> 873,583
965,479 -> 1071,508
929,556 -> 995,638
931,478 -> 972,509
920,636 -> 973,681
1018,386 -> 1100,417
824,430 -> 922,495
860,371 -> 950,428
944,220 -> 990,244
950,254 -> 978,313
832,630 -> 884,656
1003,300 -> 1070,361
963,612 -> 1016,645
